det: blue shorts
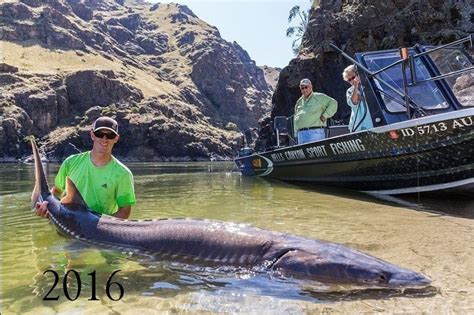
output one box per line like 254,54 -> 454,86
297,128 -> 326,144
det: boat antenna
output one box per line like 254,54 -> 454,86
399,47 -> 411,119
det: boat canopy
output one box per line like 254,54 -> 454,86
332,36 -> 474,126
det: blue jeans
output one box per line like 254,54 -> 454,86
297,128 -> 326,144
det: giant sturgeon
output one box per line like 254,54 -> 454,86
31,140 -> 431,288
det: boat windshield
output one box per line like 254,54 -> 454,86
427,46 -> 474,107
363,51 -> 449,112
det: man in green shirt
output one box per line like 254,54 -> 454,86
35,117 -> 136,219
293,78 -> 338,144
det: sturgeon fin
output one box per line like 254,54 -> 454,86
60,177 -> 88,208
31,139 -> 50,207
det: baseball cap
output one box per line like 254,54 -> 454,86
92,117 -> 119,135
299,78 -> 312,86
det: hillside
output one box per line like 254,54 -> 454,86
0,0 -> 278,161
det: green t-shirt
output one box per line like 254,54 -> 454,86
55,152 -> 136,215
293,92 -> 338,134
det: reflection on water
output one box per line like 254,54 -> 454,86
1,162 -> 473,313
399,194 -> 474,219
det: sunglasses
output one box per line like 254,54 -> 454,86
94,130 -> 117,140
348,76 -> 357,82
300,86 -> 310,90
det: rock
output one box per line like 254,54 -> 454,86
0,63 -> 19,73
177,31 -> 195,46
114,13 -> 142,31
136,33 -> 169,55
0,104 -> 34,158
84,106 -> 103,121
1,2 -> 34,20
107,25 -> 134,43
0,73 -> 23,85
65,70 -> 143,112
453,74 -> 474,107
69,1 -> 93,21
260,65 -> 281,91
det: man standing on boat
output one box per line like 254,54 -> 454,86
343,65 -> 373,132
293,78 -> 338,144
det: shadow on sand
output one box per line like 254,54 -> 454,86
285,181 -> 474,220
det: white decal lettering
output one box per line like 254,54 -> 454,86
330,139 -> 366,155
305,145 -> 328,158
401,128 -> 415,137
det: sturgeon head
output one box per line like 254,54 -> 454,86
271,238 -> 431,288
31,139 -> 100,239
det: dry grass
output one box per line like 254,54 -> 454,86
0,41 -> 179,98
0,3 -> 221,99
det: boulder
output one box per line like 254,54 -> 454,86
65,70 -> 143,112
0,63 -> 19,73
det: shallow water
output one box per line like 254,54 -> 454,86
1,162 -> 473,314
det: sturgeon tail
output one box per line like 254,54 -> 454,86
31,139 -> 51,207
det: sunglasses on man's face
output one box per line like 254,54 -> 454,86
348,75 -> 357,82
94,130 -> 117,140
300,86 -> 310,90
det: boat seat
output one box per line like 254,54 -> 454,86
327,125 -> 350,138
273,116 -> 293,147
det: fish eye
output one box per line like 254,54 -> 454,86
379,274 -> 388,282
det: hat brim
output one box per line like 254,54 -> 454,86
93,127 -> 119,135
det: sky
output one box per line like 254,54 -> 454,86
149,0 -> 312,68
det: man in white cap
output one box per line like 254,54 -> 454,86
293,78 -> 338,144
35,116 -> 136,219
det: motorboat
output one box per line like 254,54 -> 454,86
234,36 -> 474,195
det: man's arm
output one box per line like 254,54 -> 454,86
321,95 -> 338,122
51,186 -> 63,199
351,81 -> 361,105
115,170 -> 135,220
113,206 -> 131,219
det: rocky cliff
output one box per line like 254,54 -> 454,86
268,0 -> 473,146
0,0 -> 276,161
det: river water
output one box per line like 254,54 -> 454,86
1,162 -> 473,314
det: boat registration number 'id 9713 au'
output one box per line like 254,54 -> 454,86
400,116 -> 473,137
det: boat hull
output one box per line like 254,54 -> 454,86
235,109 -> 474,195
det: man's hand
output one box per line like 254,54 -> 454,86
320,116 -> 327,123
35,201 -> 50,218
352,76 -> 361,87
114,206 -> 131,219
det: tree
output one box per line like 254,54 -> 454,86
286,3 -> 311,55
